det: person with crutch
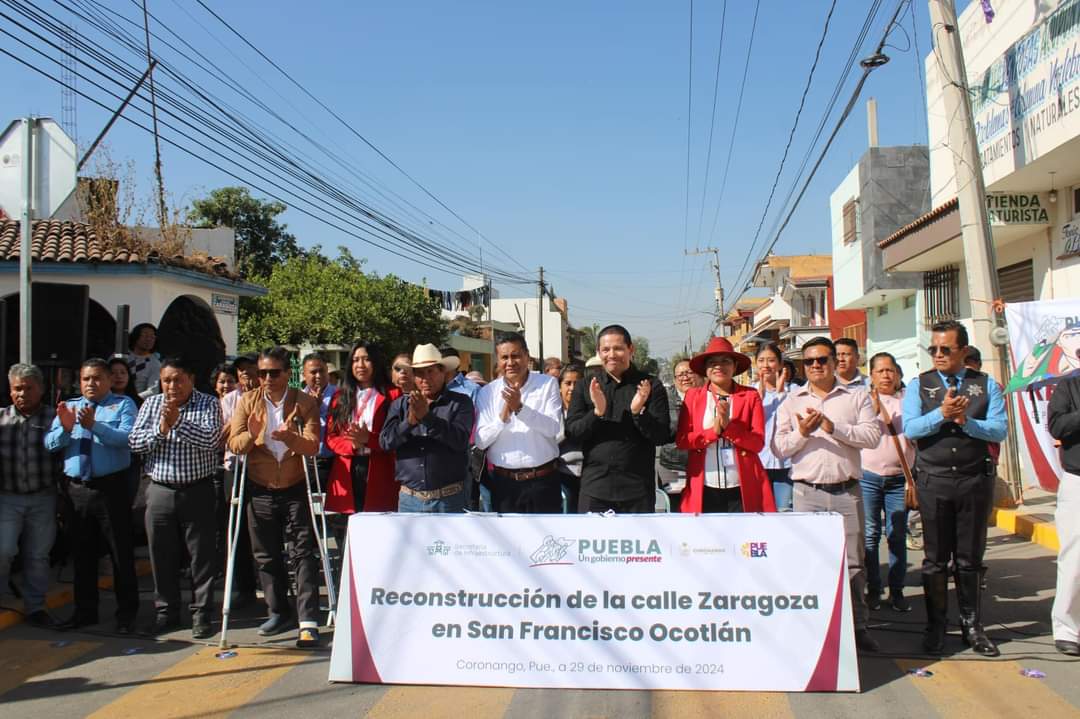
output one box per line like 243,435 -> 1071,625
129,356 -> 222,639
227,347 -> 323,648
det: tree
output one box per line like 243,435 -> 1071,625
632,336 -> 660,375
580,322 -> 602,358
238,248 -> 446,354
189,187 -> 303,279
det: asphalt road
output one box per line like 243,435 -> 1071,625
1,525 -> 1078,719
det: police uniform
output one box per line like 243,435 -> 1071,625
902,368 -> 1007,656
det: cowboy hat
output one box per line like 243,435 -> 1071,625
411,343 -> 460,372
690,337 -> 751,376
584,355 -> 602,368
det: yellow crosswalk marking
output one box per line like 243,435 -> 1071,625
0,638 -> 101,696
896,659 -> 1080,718
366,685 -> 516,719
88,645 -> 312,719
652,689 -> 794,718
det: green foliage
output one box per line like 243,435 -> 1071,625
632,336 -> 659,375
580,322 -> 601,358
189,186 -> 303,278
238,250 -> 446,354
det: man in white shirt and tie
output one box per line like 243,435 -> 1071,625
475,333 -> 564,513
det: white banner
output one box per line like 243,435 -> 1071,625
328,513 -> 858,692
1004,298 -> 1080,491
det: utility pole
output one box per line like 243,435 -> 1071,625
674,319 -> 692,355
928,0 -> 1021,497
141,0 -> 167,227
19,117 -> 35,364
685,247 -> 724,336
537,266 -> 545,363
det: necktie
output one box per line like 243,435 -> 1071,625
946,375 -> 959,391
77,401 -> 95,482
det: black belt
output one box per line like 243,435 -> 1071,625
797,478 -> 859,493
151,475 -> 214,489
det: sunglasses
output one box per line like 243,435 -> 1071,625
257,369 -> 284,378
927,345 -> 959,356
804,356 -> 831,366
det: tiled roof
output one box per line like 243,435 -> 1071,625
878,197 -> 959,249
0,220 -> 238,279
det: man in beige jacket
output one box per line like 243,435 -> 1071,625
228,347 -> 322,648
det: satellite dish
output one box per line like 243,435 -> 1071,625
989,326 -> 1010,346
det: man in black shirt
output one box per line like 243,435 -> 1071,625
566,325 -> 670,513
1047,351 -> 1080,657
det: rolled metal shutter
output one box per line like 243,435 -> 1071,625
996,259 -> 1034,303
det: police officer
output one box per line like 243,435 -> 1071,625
902,320 -> 1007,656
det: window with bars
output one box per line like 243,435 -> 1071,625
842,199 -> 858,245
923,265 -> 960,326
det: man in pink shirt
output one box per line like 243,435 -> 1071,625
861,352 -> 916,614
773,337 -> 882,653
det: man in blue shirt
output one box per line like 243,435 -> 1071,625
45,358 -> 140,633
301,352 -> 337,481
902,320 -> 1007,657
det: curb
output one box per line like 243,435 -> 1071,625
0,559 -> 153,632
991,507 -> 1060,553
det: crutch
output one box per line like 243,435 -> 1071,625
297,420 -> 337,626
219,455 -> 248,649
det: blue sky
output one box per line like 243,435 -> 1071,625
3,0 -> 968,359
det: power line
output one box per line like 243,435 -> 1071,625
0,2 -> 529,283
729,0 -> 839,303
68,0 -> 496,268
703,0 -> 760,246
190,0 -> 529,276
724,0 -> 908,313
725,0 -> 888,304
693,0 -> 727,247
11,0 -> 532,284
681,0 -> 693,253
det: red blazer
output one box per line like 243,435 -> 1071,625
325,386 -> 399,513
675,383 -> 776,513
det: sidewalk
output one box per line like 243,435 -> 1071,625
992,485 -> 1060,552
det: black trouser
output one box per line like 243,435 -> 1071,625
491,472 -> 563,514
698,486 -> 743,513
65,473 -> 139,623
315,456 -> 334,492
350,456 -> 369,512
145,479 -> 217,619
559,472 -> 581,514
247,483 -> 320,624
579,492 -> 654,514
917,471 -> 993,577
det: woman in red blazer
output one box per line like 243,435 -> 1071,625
325,341 -> 398,513
676,337 -> 776,513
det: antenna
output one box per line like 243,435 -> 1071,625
60,23 -> 78,148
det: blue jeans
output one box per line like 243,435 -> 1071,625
767,468 -> 793,512
0,491 -> 57,613
397,488 -> 465,514
860,471 -> 908,594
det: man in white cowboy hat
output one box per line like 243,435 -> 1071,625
380,344 -> 475,512
475,333 -> 564,513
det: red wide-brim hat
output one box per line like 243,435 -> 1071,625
689,336 -> 752,376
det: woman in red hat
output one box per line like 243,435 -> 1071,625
675,337 -> 776,513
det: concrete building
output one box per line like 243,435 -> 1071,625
746,254 -> 865,366
829,138 -> 930,380
0,119 -> 263,393
879,0 -> 1080,490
